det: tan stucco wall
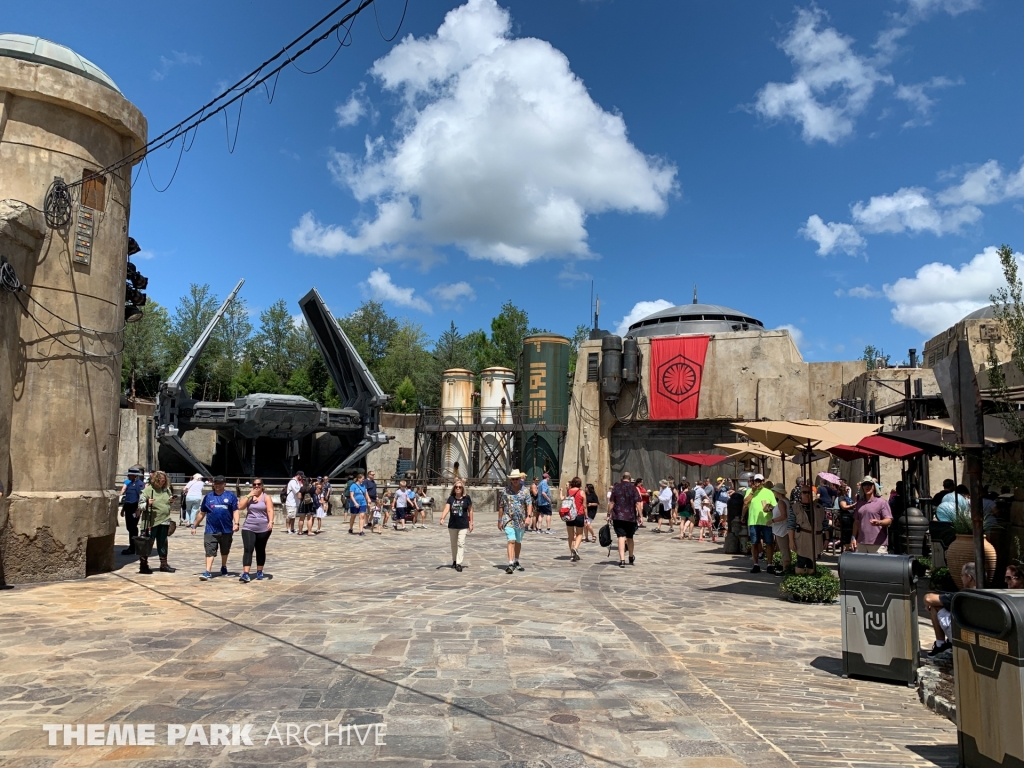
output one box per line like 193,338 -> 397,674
563,332 -> 866,495
0,56 -> 146,584
923,316 -> 1011,371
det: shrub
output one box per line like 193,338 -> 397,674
917,556 -> 932,573
779,565 -> 840,603
930,566 -> 955,592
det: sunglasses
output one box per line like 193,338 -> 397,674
253,483 -> 263,487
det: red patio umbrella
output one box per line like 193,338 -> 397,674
858,434 -> 924,460
669,453 -> 731,467
828,444 -> 876,462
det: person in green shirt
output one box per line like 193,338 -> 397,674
742,473 -> 777,575
139,470 -> 177,575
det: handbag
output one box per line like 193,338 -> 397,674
132,500 -> 156,557
167,520 -> 177,536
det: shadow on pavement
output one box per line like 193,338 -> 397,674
700,580 -> 783,599
810,655 -> 844,676
905,743 -> 958,768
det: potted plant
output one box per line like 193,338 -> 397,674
945,511 -> 997,588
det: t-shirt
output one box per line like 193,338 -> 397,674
364,479 -> 377,502
446,494 -> 472,529
935,492 -> 969,523
141,485 -> 172,526
537,479 -> 552,508
122,478 -> 145,505
349,482 -> 367,509
202,491 -> 239,534
610,481 -> 641,522
658,487 -> 673,511
715,487 -> 731,505
746,488 -> 776,527
693,486 -> 709,505
286,478 -> 302,507
500,486 -> 532,529
183,479 -> 205,500
395,489 -> 411,508
854,496 -> 892,545
819,486 -> 835,508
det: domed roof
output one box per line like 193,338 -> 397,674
961,305 -> 996,321
0,34 -> 121,94
627,302 -> 764,338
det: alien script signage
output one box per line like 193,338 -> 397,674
649,335 -> 710,421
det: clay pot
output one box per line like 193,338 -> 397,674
945,534 -> 997,588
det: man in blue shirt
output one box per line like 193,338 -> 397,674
537,473 -> 553,534
119,468 -> 146,555
192,475 -> 239,580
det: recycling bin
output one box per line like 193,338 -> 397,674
840,552 -> 919,685
951,590 -> 1024,768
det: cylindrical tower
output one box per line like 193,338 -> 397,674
521,335 -> 570,483
0,35 -> 147,583
479,366 -> 514,482
440,368 -> 473,480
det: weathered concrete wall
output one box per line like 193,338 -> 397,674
116,408 -> 156,476
924,315 -> 1011,370
563,331 -> 865,497
0,56 -> 146,584
367,426 -> 415,481
182,428 -> 216,467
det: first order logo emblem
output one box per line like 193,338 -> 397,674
657,354 -> 702,404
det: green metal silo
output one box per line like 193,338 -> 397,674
520,334 -> 570,482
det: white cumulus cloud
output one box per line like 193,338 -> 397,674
882,246 -> 1023,335
430,281 -> 476,302
291,0 -> 676,266
753,8 -> 891,144
615,299 -> 673,337
362,268 -> 432,313
336,93 -> 367,127
894,76 -> 961,127
775,324 -> 804,349
801,215 -> 866,256
802,157 -> 1024,253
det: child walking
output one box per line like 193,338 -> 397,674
698,498 -> 716,542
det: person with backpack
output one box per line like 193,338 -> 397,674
583,483 -> 600,543
560,476 -> 586,561
607,471 -> 642,567
296,476 -> 317,535
677,481 -> 695,539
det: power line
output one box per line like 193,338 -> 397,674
49,0 -> 398,212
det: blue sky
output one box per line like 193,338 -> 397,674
10,0 -> 1024,362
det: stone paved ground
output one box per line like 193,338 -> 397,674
0,516 -> 957,768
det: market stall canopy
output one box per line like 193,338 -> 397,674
880,429 -> 958,458
858,434 -> 925,460
714,441 -> 779,460
917,416 -> 1020,445
669,453 -> 731,467
732,420 -> 882,456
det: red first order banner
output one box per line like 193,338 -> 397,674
649,335 -> 710,420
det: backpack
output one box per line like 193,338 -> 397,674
280,486 -> 288,505
559,489 -> 583,521
598,522 -> 612,548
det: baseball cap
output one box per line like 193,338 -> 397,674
213,475 -> 226,484
716,477 -> 723,482
296,470 -> 306,479
753,473 -> 765,481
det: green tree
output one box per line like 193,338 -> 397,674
166,284 -> 221,399
338,300 -> 399,372
250,300 -> 296,382
862,345 -> 890,370
392,376 -> 418,413
986,243 -> 1024,487
433,321 -> 473,371
489,300 -> 530,370
121,301 -> 170,398
567,323 -> 590,375
252,366 -> 284,394
231,359 -> 258,397
378,320 -> 436,406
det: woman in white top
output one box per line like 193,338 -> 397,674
182,473 -> 205,525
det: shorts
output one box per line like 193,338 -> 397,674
748,525 -> 774,545
349,506 -> 366,517
681,511 -> 693,519
566,517 -> 585,528
659,508 -> 672,520
939,592 -> 953,611
612,520 -> 637,539
586,509 -> 597,520
286,504 -> 297,519
295,506 -> 314,517
204,532 -> 233,557
393,507 -> 408,521
537,506 -> 552,517
504,525 -> 525,543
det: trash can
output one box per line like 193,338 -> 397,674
840,552 -> 919,685
951,590 -> 1024,768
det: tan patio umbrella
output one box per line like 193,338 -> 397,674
715,441 -> 779,483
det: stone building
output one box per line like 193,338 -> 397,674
0,35 -> 147,584
562,302 -> 865,494
923,305 -> 1011,371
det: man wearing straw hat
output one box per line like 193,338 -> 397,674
498,470 -> 533,574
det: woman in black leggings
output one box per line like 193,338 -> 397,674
237,478 -> 274,583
